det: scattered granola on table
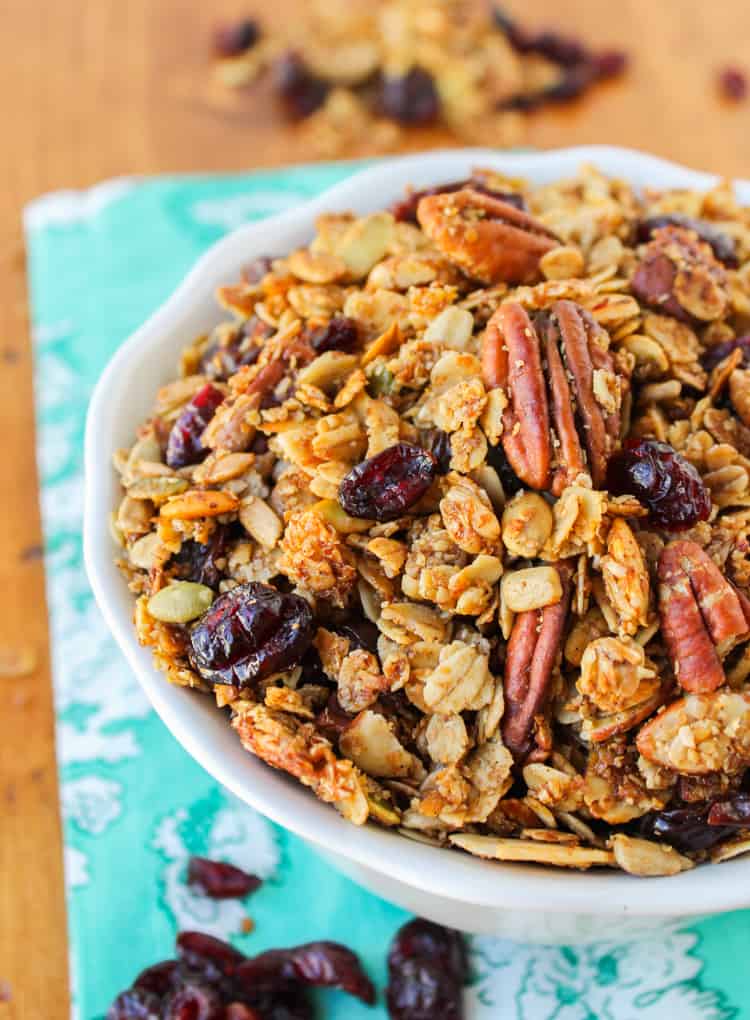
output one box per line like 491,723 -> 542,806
114,161 -> 750,877
210,0 -> 627,155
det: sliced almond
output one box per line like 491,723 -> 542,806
610,834 -> 693,876
502,566 -> 562,613
450,834 -> 615,870
239,495 -> 283,548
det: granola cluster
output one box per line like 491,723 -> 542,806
114,164 -> 750,876
211,1 -> 626,156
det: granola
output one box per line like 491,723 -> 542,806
116,164 -> 750,875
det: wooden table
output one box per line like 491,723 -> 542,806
1,1 -> 749,1015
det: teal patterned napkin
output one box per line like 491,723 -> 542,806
24,163 -> 750,1020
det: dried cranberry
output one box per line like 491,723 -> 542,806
107,988 -> 162,1020
272,51 -> 328,119
317,693 -> 354,741
707,792 -> 750,826
188,856 -> 262,899
701,334 -> 750,372
387,919 -> 467,1020
426,429 -> 452,475
163,982 -> 223,1020
379,67 -> 440,125
719,66 -> 748,102
606,438 -> 711,531
189,582 -> 314,687
236,942 -> 375,1004
593,49 -> 628,79
335,616 -> 380,654
212,19 -> 260,58
388,919 -> 467,981
486,442 -> 524,497
242,257 -> 275,284
339,443 -> 437,522
305,316 -> 359,354
638,805 -> 733,853
171,525 -> 232,590
166,384 -> 225,469
133,960 -> 179,997
225,1006 -> 263,1020
527,30 -> 589,67
390,178 -> 525,223
200,318 -> 272,381
636,214 -> 737,267
176,932 -> 244,981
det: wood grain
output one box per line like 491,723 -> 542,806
1,1 -> 749,1015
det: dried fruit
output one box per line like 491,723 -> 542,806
213,19 -> 260,58
109,930 -> 373,1020
638,805 -> 733,853
187,856 -> 262,899
418,188 -> 558,285
718,66 -> 748,102
339,443 -> 437,522
170,526 -> 233,590
166,384 -> 225,469
235,942 -> 375,1003
386,918 -> 467,1020
701,333 -> 750,372
378,67 -> 440,125
304,315 -> 359,354
707,792 -> 750,826
107,988 -> 161,1020
200,318 -> 273,381
189,582 -> 314,687
636,214 -> 737,268
606,439 -> 711,531
631,225 -> 728,323
272,51 -> 329,119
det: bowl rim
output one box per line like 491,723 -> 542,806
84,145 -> 750,918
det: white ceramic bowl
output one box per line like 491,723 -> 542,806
84,147 -> 750,944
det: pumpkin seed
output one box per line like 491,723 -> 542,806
147,581 -> 215,623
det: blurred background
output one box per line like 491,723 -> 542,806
2,1 -> 750,1015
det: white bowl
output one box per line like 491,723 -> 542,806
84,146 -> 750,944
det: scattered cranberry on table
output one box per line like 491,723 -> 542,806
188,856 -> 263,900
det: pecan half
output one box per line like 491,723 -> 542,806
658,540 -> 750,693
631,226 -> 728,324
482,299 -> 627,491
503,560 -> 573,760
417,188 -> 558,285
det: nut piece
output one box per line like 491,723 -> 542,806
631,226 -> 728,323
610,834 -> 693,876
636,690 -> 750,774
502,566 -> 563,613
658,540 -> 750,693
417,188 -> 558,285
440,474 -> 501,555
160,489 -> 239,520
450,833 -> 615,870
339,710 -> 424,780
481,300 -> 626,492
502,491 -> 553,558
600,518 -> 650,637
482,301 -> 552,489
503,560 -> 573,759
